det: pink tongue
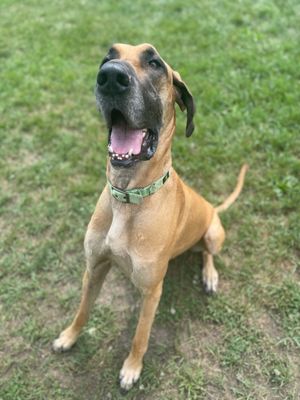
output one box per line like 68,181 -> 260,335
111,125 -> 144,155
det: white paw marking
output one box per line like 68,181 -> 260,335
203,269 -> 219,294
52,330 -> 76,352
119,363 -> 142,390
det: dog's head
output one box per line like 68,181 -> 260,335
95,43 -> 195,168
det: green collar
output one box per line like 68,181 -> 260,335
108,170 -> 170,205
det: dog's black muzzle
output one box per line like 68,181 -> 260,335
95,60 -> 144,129
95,60 -> 163,168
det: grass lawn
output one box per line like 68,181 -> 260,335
0,0 -> 299,399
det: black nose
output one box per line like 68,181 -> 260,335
97,62 -> 130,95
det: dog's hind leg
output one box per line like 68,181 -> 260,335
53,258 -> 111,352
202,211 -> 225,294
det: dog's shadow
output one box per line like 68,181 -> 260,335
161,249 -> 206,314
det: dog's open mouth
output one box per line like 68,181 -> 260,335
108,110 -> 158,167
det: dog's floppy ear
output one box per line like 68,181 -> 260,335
173,71 -> 196,137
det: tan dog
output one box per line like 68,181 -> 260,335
53,43 -> 248,390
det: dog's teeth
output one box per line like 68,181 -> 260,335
129,149 -> 133,156
108,145 -> 113,152
125,154 -> 129,159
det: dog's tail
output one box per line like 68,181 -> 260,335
216,164 -> 249,213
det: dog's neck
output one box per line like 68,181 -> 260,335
106,116 -> 175,190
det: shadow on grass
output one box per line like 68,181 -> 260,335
159,250 -> 208,322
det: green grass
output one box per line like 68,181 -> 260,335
1,0 -> 299,399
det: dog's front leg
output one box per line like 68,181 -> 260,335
53,259 -> 111,352
119,280 -> 163,390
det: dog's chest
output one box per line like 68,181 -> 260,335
105,210 -> 141,276
102,206 -> 166,290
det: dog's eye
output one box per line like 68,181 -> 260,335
149,59 -> 161,69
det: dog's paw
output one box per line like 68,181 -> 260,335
203,269 -> 218,295
119,357 -> 142,390
52,327 -> 78,352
